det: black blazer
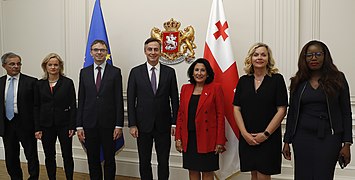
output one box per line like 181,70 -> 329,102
34,76 -> 77,131
284,73 -> 353,144
76,63 -> 124,129
0,73 -> 37,136
127,63 -> 179,133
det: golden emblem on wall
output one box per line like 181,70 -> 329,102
151,18 -> 196,64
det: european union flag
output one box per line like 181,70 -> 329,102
84,0 -> 112,67
83,0 -> 124,162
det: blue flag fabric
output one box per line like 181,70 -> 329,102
84,0 -> 112,67
83,0 -> 124,162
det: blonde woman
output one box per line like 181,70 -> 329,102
233,43 -> 287,180
34,53 -> 76,180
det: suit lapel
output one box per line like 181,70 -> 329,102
140,63 -> 154,95
85,65 -> 96,92
157,65 -> 167,95
195,84 -> 211,115
0,76 -> 6,104
51,76 -> 63,95
99,64 -> 110,93
17,74 -> 24,102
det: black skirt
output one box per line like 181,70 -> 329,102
182,131 -> 219,172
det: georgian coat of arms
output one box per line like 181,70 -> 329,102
151,18 -> 196,64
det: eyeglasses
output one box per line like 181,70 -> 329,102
91,48 -> 108,53
305,52 -> 324,59
6,62 -> 22,67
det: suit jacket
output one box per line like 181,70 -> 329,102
175,83 -> 226,153
127,63 -> 179,133
0,73 -> 37,136
284,73 -> 353,144
76,63 -> 124,129
34,75 -> 77,131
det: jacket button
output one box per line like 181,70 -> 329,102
205,120 -> 208,122
205,111 -> 208,114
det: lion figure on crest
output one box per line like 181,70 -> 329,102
180,26 -> 196,58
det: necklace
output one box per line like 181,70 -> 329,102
254,77 -> 264,83
48,79 -> 58,83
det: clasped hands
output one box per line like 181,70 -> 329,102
243,132 -> 268,146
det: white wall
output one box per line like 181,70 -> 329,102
0,0 -> 354,179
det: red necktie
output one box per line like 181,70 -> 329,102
96,66 -> 102,92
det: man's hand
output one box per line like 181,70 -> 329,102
113,128 -> 123,140
130,126 -> 139,138
77,129 -> 85,143
68,130 -> 75,138
35,131 -> 42,140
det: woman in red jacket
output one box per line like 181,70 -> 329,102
175,58 -> 226,180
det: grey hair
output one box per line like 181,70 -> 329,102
1,52 -> 21,64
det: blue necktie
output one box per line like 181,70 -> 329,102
6,77 -> 15,120
151,67 -> 157,94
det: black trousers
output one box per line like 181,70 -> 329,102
41,126 -> 74,180
85,127 -> 116,180
137,130 -> 171,180
3,115 -> 39,180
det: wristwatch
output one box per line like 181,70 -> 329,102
264,131 -> 270,137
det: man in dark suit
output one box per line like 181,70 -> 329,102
76,40 -> 124,180
127,37 -> 179,180
0,52 -> 39,180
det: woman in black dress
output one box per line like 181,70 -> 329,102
34,53 -> 77,180
283,40 -> 352,179
175,58 -> 226,180
233,43 -> 288,180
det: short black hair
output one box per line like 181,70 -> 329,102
91,39 -> 108,49
187,58 -> 215,84
144,37 -> 161,49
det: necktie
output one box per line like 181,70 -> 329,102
6,77 -> 15,120
151,67 -> 157,94
96,66 -> 102,92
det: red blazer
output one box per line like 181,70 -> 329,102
175,82 -> 226,153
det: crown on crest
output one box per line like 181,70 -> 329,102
163,18 -> 181,31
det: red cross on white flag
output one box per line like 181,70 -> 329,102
203,0 -> 240,179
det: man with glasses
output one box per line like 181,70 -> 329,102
76,39 -> 124,180
0,52 -> 39,179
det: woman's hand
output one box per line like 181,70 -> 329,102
35,131 -> 42,140
175,140 -> 183,153
339,144 -> 351,167
214,144 -> 226,154
251,132 -> 268,144
242,132 -> 259,146
282,143 -> 292,160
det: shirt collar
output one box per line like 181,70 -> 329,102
7,73 -> 20,80
147,62 -> 160,71
94,61 -> 106,70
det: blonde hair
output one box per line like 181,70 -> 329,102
243,42 -> 279,76
41,53 -> 65,79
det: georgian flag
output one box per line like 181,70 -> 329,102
203,0 -> 240,179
